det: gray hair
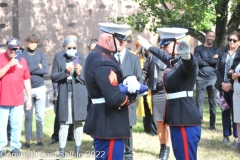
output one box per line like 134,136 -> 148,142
62,37 -> 77,47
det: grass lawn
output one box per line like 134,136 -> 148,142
3,104 -> 240,159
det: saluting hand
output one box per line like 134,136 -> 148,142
137,35 -> 153,50
176,40 -> 191,60
75,64 -> 82,75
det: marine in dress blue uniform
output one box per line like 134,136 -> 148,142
137,28 -> 202,160
83,23 -> 141,160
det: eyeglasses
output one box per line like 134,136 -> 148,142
8,48 -> 18,51
228,39 -> 238,43
67,47 -> 76,50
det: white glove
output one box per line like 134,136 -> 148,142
176,40 -> 191,60
123,76 -> 141,94
137,35 -> 153,50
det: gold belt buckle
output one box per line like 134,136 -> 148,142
165,93 -> 169,100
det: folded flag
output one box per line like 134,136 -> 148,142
118,83 -> 148,97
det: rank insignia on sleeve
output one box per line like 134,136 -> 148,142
108,69 -> 118,86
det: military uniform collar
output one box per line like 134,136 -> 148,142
95,45 -> 114,56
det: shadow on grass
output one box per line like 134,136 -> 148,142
134,148 -> 158,158
199,136 -> 240,156
10,110 -> 94,159
201,120 -> 222,130
19,133 -> 93,151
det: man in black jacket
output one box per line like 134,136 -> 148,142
193,31 -> 219,130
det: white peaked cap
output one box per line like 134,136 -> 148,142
157,28 -> 188,40
98,23 -> 130,39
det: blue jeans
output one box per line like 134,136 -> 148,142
0,105 -> 24,151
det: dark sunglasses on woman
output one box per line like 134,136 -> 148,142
228,39 -> 238,43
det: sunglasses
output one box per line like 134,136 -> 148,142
228,39 -> 238,43
67,47 -> 76,50
8,48 -> 18,51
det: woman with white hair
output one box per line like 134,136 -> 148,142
51,36 -> 88,158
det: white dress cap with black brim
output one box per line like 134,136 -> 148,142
98,23 -> 130,40
159,39 -> 173,46
157,28 -> 188,46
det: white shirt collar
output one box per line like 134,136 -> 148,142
115,47 -> 126,64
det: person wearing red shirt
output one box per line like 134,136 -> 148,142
0,37 -> 32,157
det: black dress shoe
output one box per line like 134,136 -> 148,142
49,139 -> 58,144
22,143 -> 30,149
67,137 -> 75,141
36,142 -> 44,147
209,126 -> 216,130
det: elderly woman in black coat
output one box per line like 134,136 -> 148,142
51,36 -> 88,157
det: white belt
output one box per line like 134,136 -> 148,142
166,91 -> 193,100
92,98 -> 106,104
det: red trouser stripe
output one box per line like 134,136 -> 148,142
108,139 -> 114,160
181,126 -> 190,160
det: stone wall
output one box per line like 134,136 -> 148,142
0,0 -> 198,78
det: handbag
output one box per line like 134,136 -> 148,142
216,96 -> 230,112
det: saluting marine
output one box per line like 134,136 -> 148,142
138,28 -> 202,160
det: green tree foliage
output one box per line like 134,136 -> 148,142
109,0 -> 240,48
